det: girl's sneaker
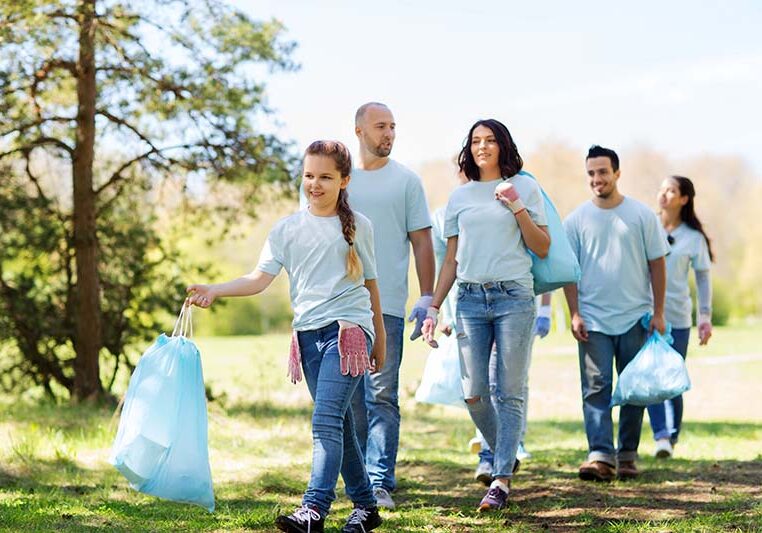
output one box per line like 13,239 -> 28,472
341,505 -> 382,532
478,482 -> 509,512
275,505 -> 324,533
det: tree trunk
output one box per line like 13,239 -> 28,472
72,0 -> 103,401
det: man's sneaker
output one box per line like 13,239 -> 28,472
477,481 -> 509,512
474,460 -> 493,485
578,460 -> 615,482
372,486 -> 395,510
654,438 -> 673,459
617,460 -> 639,480
341,505 -> 382,533
516,442 -> 532,461
275,505 -> 324,533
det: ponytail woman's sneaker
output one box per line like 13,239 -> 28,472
654,438 -> 673,458
341,505 -> 382,532
477,481 -> 509,512
275,505 -> 324,533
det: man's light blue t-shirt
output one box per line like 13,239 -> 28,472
256,209 -> 378,342
664,223 -> 711,328
343,159 -> 431,318
564,197 -> 669,335
443,174 -> 546,288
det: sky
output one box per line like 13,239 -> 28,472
232,0 -> 762,174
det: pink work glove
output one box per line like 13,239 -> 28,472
698,314 -> 712,345
421,306 -> 440,348
495,182 -> 526,215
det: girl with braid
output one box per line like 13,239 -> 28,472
187,140 -> 386,533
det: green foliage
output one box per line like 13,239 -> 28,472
0,171 -> 197,396
194,297 -> 293,336
0,0 -> 299,398
708,278 -> 731,326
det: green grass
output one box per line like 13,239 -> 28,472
1,323 -> 761,531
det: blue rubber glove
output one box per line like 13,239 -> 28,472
408,294 -> 433,340
533,316 -> 550,338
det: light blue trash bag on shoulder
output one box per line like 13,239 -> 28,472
518,171 -> 581,295
110,303 -> 215,512
611,314 -> 691,407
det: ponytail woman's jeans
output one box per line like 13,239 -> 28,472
297,322 -> 376,516
455,281 -> 535,479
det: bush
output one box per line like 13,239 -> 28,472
194,296 -> 293,336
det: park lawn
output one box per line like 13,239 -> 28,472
0,324 -> 760,532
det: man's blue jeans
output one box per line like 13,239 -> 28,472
298,322 -> 376,516
456,281 -> 535,478
351,314 -> 405,492
647,327 -> 690,444
578,321 -> 648,465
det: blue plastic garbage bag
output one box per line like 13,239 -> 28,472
611,315 -> 691,407
415,334 -> 465,408
110,304 -> 215,512
519,170 -> 581,294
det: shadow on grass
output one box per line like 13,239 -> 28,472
222,400 -> 313,420
391,449 -> 761,532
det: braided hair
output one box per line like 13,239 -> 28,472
304,140 -> 363,280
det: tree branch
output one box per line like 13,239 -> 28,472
0,137 -> 74,160
23,155 -> 66,223
31,58 -> 78,119
1,116 -> 76,138
96,108 -> 158,148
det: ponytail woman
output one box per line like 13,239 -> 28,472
648,175 -> 713,459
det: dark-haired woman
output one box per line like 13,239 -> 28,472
187,140 -> 385,533
422,119 -> 550,511
648,176 -> 713,459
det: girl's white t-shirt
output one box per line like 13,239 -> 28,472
256,209 -> 378,341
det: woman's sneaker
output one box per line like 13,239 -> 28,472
372,486 -> 395,510
275,505 -> 324,533
474,460 -> 493,485
478,481 -> 509,512
341,505 -> 382,533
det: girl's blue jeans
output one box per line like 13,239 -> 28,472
298,322 -> 376,516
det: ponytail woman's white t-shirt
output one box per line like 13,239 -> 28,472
664,223 -> 711,329
443,174 -> 546,288
256,209 -> 378,342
